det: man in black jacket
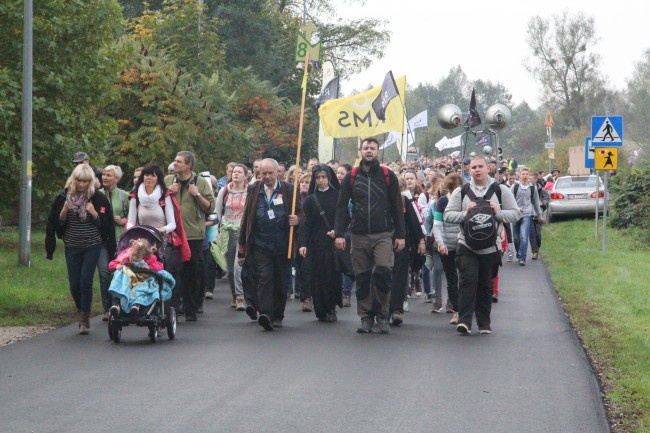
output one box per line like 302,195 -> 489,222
335,137 -> 405,334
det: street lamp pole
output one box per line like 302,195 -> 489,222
18,0 -> 33,267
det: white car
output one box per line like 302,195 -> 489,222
547,175 -> 607,222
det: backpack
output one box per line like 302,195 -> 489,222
460,183 -> 502,251
513,183 -> 538,208
350,165 -> 390,186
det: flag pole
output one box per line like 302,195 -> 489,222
396,94 -> 416,162
288,52 -> 310,259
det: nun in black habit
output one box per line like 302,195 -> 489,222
298,165 -> 342,322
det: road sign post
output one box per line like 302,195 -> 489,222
602,171 -> 609,254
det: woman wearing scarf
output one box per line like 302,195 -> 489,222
45,164 -> 116,335
298,165 -> 342,322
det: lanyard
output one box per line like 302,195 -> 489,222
263,181 -> 281,207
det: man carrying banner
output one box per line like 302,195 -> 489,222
335,137 -> 405,334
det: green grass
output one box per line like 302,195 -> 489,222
0,228 -> 102,326
543,219 -> 650,433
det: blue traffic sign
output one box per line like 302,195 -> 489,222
591,116 -> 623,146
584,136 -> 594,169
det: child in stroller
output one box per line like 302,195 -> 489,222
107,226 -> 177,343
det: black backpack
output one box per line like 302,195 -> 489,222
460,183 -> 502,251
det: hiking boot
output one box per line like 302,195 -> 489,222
357,316 -> 374,333
376,319 -> 390,334
456,323 -> 471,335
204,291 -> 213,300
342,295 -> 352,307
424,294 -> 433,303
445,301 -> 455,314
431,298 -> 443,313
390,312 -> 403,326
301,298 -> 313,312
79,312 -> 90,335
235,296 -> 246,311
449,312 -> 459,325
532,252 -> 539,260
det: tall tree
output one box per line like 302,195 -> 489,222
524,11 -> 602,130
622,48 -> 650,162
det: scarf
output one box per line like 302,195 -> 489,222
66,192 -> 88,221
138,184 -> 162,209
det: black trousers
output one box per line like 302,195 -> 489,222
389,247 -> 410,314
182,239 -> 204,316
455,245 -> 499,330
250,248 -> 290,321
440,250 -> 459,311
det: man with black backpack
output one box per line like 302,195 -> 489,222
444,156 -> 520,335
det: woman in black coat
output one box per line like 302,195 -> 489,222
298,165 -> 342,322
45,164 -> 116,335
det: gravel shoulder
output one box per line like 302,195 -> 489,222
0,325 -> 56,347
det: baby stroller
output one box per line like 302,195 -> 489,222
108,225 -> 177,343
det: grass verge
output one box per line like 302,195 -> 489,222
0,228 -> 102,327
543,219 -> 649,433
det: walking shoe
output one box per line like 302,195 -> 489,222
445,301 -> 455,314
376,319 -> 390,334
272,319 -> 283,328
449,312 -> 459,325
197,306 -> 204,314
479,326 -> 492,334
342,295 -> 352,307
456,323 -> 471,335
79,312 -> 90,335
357,316 -> 374,333
390,312 -> 403,327
245,305 -> 258,321
403,300 -> 409,312
235,296 -> 246,311
258,314 -> 273,331
301,298 -> 313,312
326,310 -> 338,322
507,252 -> 513,262
532,252 -> 539,260
230,297 -> 237,309
424,294 -> 433,303
492,294 -> 499,303
431,298 -> 443,313
204,291 -> 213,300
518,258 -> 526,266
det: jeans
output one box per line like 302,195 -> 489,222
341,274 -> 353,297
96,245 -> 112,312
65,244 -> 102,313
513,215 -> 532,261
428,252 -> 444,300
225,231 -> 244,297
421,266 -> 431,295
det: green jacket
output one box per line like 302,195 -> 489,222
165,173 -> 215,240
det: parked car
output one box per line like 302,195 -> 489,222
547,175 -> 606,222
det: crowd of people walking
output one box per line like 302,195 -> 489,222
45,142 -> 550,336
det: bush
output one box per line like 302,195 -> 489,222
610,162 -> 650,239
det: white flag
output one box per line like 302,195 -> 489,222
450,150 -> 460,157
408,110 -> 428,131
434,134 -> 463,151
380,132 -> 401,150
447,134 -> 463,149
435,136 -> 450,150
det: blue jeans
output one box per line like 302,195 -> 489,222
65,244 -> 102,313
96,245 -> 112,312
341,274 -> 353,297
513,215 -> 532,261
421,266 -> 431,295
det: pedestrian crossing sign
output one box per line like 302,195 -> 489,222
591,116 -> 623,146
594,147 -> 618,170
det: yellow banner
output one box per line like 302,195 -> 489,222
318,76 -> 406,138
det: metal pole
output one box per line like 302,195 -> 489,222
18,0 -> 33,267
594,170 -> 599,240
602,170 -> 609,254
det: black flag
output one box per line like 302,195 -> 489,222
315,76 -> 339,112
371,71 -> 399,121
464,88 -> 481,128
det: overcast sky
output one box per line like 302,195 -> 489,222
331,0 -> 648,108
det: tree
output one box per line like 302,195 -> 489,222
524,11 -> 602,130
0,0 -> 124,223
622,48 -> 650,163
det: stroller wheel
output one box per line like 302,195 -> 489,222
108,311 -> 121,343
148,326 -> 159,343
166,307 -> 177,340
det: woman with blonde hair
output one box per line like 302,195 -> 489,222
45,164 -> 116,334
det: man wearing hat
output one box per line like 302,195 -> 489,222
462,157 -> 472,182
72,152 -> 101,189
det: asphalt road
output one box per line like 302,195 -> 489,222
0,256 -> 609,433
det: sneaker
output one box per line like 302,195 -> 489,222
376,319 -> 390,334
130,305 -> 140,316
326,310 -> 338,322
449,312 -> 459,325
230,297 -> 236,309
204,291 -> 213,300
235,297 -> 246,311
258,314 -> 273,331
357,316 -> 374,333
424,294 -> 433,303
431,298 -> 443,313
197,306 -> 204,314
445,302 -> 455,314
403,300 -> 409,312
245,305 -> 258,321
456,323 -> 471,335
301,298 -> 313,312
272,319 -> 283,328
507,252 -> 513,262
492,294 -> 499,303
518,258 -> 526,266
532,252 -> 539,260
415,291 -> 422,297
479,326 -> 492,334
390,312 -> 403,326
342,295 -> 352,307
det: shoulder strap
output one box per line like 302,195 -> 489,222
513,183 -> 520,197
491,182 -> 502,204
220,184 -> 229,217
311,194 -> 333,230
381,165 -> 390,185
350,167 -> 358,186
460,183 -> 471,202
